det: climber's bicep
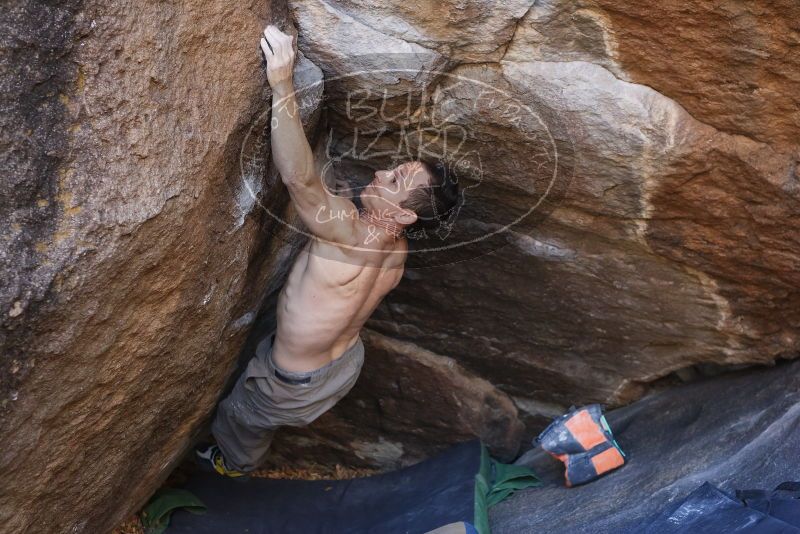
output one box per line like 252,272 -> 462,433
286,180 -> 360,246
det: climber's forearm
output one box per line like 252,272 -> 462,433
260,25 -> 357,245
260,25 -> 318,191
270,78 -> 357,244
271,82 -> 317,189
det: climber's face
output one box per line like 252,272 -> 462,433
360,161 -> 431,222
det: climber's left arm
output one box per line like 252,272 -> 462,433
261,25 -> 359,246
260,26 -> 314,189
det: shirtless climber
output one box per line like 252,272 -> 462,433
197,25 -> 459,476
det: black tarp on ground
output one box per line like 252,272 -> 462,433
492,360 -> 800,533
643,482 -> 800,533
738,482 -> 800,528
168,440 -> 481,534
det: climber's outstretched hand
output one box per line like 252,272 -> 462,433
260,25 -> 295,94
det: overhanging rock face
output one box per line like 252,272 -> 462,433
266,329 -> 525,468
265,0 -> 800,465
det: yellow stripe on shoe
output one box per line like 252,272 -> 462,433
212,450 -> 247,478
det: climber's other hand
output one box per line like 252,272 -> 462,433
260,25 -> 295,93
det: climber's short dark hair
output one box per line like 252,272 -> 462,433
401,159 -> 460,235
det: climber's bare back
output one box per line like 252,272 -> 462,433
272,233 -> 406,373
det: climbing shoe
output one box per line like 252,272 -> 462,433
195,443 -> 248,479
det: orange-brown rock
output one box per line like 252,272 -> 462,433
2,0 -> 799,532
0,1 -> 321,533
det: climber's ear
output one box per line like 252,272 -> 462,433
393,208 -> 417,227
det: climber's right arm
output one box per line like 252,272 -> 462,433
261,26 -> 360,246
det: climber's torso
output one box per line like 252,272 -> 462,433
272,235 -> 406,372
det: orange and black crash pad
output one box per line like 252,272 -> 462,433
537,404 -> 625,487
165,440 -> 540,534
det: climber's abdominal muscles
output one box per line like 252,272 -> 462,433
271,238 -> 406,374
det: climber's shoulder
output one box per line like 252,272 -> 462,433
308,225 -> 407,267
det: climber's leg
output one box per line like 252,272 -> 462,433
209,332 -> 365,473
205,369 -> 276,476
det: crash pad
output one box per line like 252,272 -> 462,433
492,360 -> 800,533
166,439 -> 539,534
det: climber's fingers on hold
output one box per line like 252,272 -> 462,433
260,37 -> 273,58
264,25 -> 293,58
262,27 -> 277,55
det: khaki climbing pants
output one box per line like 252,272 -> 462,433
211,332 -> 365,472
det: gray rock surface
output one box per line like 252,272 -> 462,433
265,329 -> 525,468
491,360 -> 800,533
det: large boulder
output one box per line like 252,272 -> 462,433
2,0 -> 799,531
505,0 -> 800,148
0,1 -> 321,532
262,0 -> 800,462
